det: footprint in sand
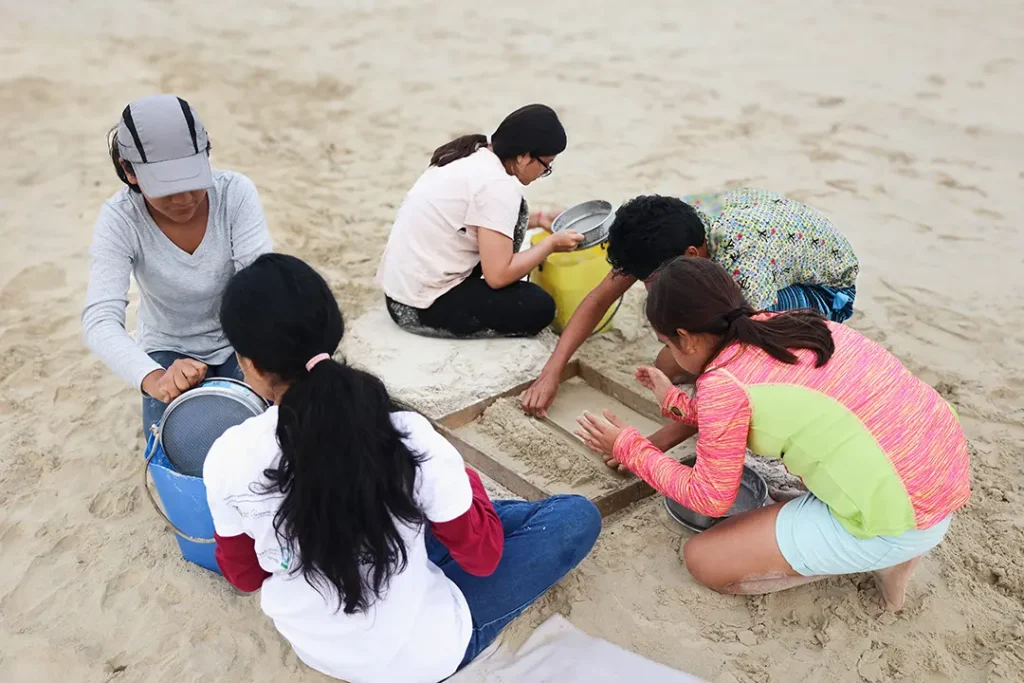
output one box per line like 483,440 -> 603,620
0,534 -> 81,621
0,262 -> 67,311
88,485 -> 141,520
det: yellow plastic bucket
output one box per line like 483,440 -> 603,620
529,232 -> 619,334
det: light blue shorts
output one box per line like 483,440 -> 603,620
775,494 -> 952,576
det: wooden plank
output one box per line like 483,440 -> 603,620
439,379 -> 533,429
436,426 -> 550,502
577,361 -> 661,420
428,359 -> 661,518
438,360 -> 582,429
591,478 -> 656,517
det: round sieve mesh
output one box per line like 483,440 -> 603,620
161,393 -> 261,477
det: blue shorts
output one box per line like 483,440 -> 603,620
775,494 -> 951,576
769,283 -> 856,323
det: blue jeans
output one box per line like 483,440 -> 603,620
142,350 -> 243,433
424,495 -> 601,670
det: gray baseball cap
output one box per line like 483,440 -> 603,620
117,95 -> 214,198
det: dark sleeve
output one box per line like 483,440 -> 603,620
214,532 -> 271,592
428,468 -> 504,577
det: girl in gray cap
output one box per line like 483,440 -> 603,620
82,94 -> 273,433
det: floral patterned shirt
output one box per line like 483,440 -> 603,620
686,188 -> 859,310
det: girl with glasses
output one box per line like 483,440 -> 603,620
377,104 -> 582,339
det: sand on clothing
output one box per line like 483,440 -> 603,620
2,0 -> 1024,682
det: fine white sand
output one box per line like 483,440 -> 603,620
2,0 -> 1024,681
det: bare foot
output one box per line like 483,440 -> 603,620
873,557 -> 921,611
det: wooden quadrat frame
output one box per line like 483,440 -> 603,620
432,360 -> 662,517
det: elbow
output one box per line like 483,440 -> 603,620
699,498 -> 734,518
227,575 -> 265,593
482,271 -> 511,290
463,545 -> 503,577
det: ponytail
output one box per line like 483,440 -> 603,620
725,309 -> 835,368
430,133 -> 488,167
646,257 -> 836,371
220,253 -> 425,614
265,359 -> 424,614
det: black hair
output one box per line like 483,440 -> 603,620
107,123 -> 212,194
429,104 -> 567,167
220,253 -> 425,614
108,127 -> 141,193
606,195 -> 708,281
646,256 -> 835,370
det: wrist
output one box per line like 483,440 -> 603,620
141,369 -> 164,397
612,427 -> 642,468
539,358 -> 565,380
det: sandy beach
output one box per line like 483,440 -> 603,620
2,0 -> 1023,681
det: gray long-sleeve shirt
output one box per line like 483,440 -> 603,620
82,170 -> 273,388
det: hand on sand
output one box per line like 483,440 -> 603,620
635,366 -> 673,406
546,229 -> 584,252
142,358 -> 208,403
521,372 -> 560,417
575,410 -> 628,469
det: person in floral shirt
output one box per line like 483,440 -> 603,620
521,187 -> 859,418
678,187 -> 858,316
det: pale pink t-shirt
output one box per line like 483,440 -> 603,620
376,148 -> 523,309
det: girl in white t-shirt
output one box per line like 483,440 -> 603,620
377,104 -> 583,338
205,253 -> 601,683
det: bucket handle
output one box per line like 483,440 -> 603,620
142,430 -> 216,545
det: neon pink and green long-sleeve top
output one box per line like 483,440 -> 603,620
613,321 -> 971,538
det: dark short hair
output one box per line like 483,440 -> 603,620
606,195 -> 707,280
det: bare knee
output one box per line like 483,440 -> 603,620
655,347 -> 694,385
682,536 -> 731,593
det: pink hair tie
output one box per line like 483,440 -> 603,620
305,353 -> 331,372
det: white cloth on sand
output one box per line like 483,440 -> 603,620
448,615 -> 707,683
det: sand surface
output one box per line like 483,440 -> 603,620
458,396 -> 625,499
3,0 -> 1024,681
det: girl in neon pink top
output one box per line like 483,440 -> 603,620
576,257 -> 970,611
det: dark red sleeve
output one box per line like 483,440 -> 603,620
214,532 -> 271,592
429,468 -> 504,577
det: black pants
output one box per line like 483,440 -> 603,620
386,264 -> 555,339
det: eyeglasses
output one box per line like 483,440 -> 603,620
535,157 -> 553,178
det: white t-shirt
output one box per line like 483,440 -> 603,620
204,408 -> 474,683
376,148 -> 524,308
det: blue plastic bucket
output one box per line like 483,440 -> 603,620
141,378 -> 268,574
143,431 -> 220,573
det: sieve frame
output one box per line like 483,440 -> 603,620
551,199 -> 617,250
157,377 -> 269,476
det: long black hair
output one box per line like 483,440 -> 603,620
646,257 -> 836,370
429,104 -> 567,167
220,253 -> 425,614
